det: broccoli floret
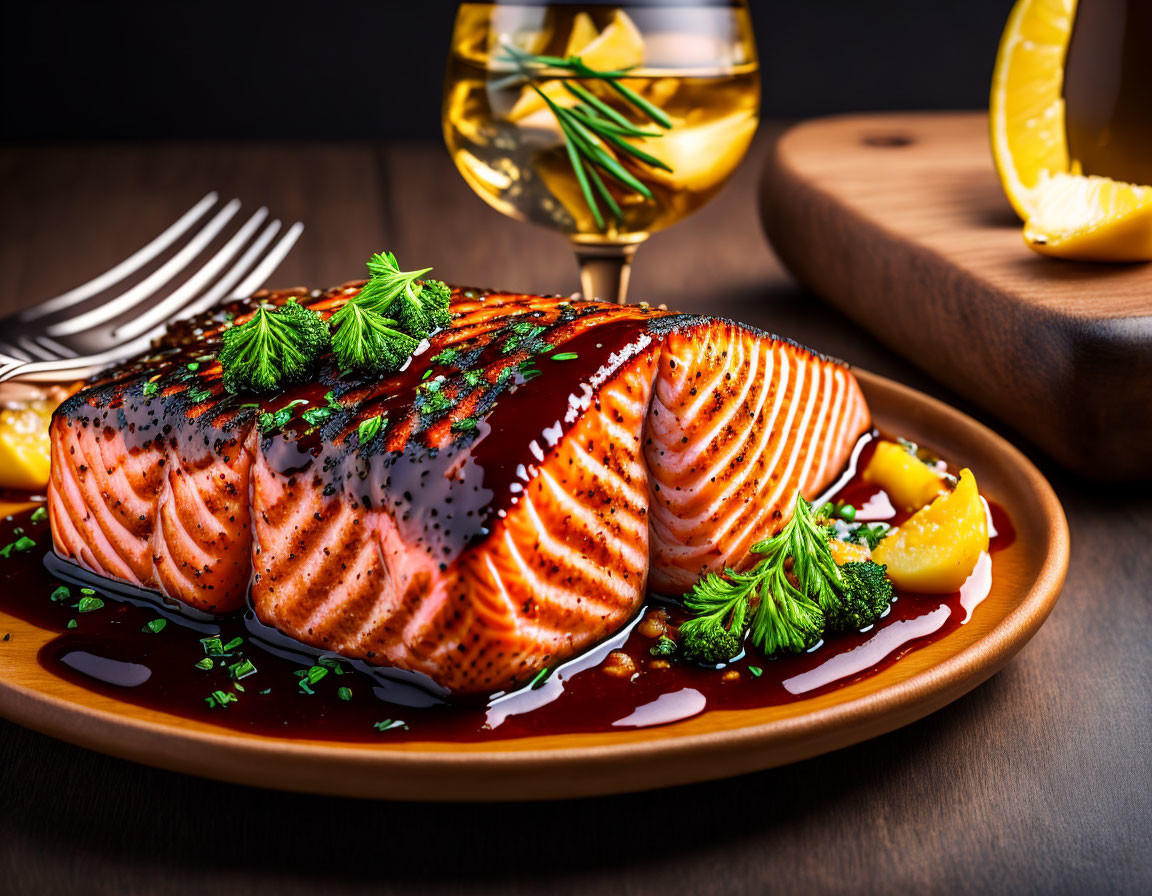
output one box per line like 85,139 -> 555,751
822,560 -> 894,632
680,616 -> 742,664
392,277 -> 451,337
356,252 -> 452,339
329,302 -> 418,374
218,299 -> 329,394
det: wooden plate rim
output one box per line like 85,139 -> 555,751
0,368 -> 1070,799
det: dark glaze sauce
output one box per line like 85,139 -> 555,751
0,436 -> 1015,743
55,286 -> 672,569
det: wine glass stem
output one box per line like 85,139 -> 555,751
574,242 -> 639,304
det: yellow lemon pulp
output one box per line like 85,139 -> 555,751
861,440 -> 950,514
990,0 -> 1076,220
506,10 -> 645,123
0,402 -> 53,492
1024,171 -> 1152,261
872,469 -> 989,594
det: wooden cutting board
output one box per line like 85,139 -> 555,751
760,112 -> 1152,481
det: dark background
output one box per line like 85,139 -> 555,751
1,0 -> 1014,140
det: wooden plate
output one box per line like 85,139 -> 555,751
0,369 -> 1069,800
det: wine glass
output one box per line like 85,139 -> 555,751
443,1 -> 760,303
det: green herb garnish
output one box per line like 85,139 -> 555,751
337,686 -> 353,701
194,657 -> 214,670
186,387 -> 213,404
30,507 -> 47,525
200,636 -> 225,657
229,658 -> 257,680
205,690 -> 237,709
357,415 -> 384,446
498,44 -> 672,230
748,665 -> 763,678
649,636 -> 677,657
218,298 -> 330,394
680,494 -> 895,663
528,667 -> 551,690
49,586 -> 70,603
329,252 -> 451,375
258,399 -> 308,434
143,618 -> 167,634
76,596 -> 104,613
143,381 -> 160,397
1,536 -> 36,558
373,719 -> 408,733
551,352 -> 579,361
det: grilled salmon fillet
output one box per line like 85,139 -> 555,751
49,285 -> 870,694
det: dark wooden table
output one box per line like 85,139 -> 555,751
1,131 -> 1149,895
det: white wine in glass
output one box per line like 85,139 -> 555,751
443,1 -> 760,302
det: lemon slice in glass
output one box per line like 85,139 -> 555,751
507,10 -> 645,124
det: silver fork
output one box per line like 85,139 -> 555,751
0,192 -> 304,384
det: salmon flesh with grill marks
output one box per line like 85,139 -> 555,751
48,283 -> 870,695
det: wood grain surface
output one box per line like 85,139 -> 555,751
1,131 -> 1149,893
760,112 -> 1152,480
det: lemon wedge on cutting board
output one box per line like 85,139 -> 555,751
991,0 -> 1152,260
989,0 -> 1075,221
506,10 -> 645,123
1025,172 -> 1152,260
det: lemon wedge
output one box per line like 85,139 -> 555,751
873,469 -> 989,594
1024,172 -> 1152,261
506,10 -> 645,123
989,0 -> 1076,220
0,402 -> 53,492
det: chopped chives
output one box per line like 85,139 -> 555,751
551,352 -> 579,361
748,666 -> 763,678
373,719 -> 408,733
229,658 -> 257,680
143,618 -> 167,634
338,686 -> 353,701
528,667 -> 551,690
222,636 -> 244,653
30,507 -> 48,525
200,636 -> 225,656
194,657 -> 214,670
66,619 -> 77,629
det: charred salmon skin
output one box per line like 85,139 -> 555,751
48,285 -> 870,694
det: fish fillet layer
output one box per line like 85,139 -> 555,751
49,285 -> 870,694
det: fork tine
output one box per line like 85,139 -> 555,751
160,218 -> 283,323
18,192 -> 220,323
112,207 -> 269,341
0,356 -> 30,384
46,199 -> 242,338
15,337 -> 59,361
228,222 -> 305,299
32,336 -> 78,359
0,341 -> 32,362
